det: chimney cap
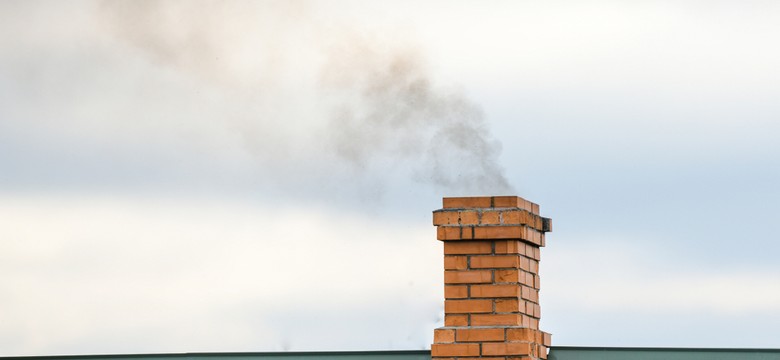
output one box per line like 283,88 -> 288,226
443,196 -> 539,214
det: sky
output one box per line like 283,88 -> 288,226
2,0 -> 780,356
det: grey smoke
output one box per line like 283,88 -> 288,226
322,41 -> 513,194
98,0 -> 514,195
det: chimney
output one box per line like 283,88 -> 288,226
431,196 -> 552,360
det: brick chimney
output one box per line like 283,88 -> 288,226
431,196 -> 552,360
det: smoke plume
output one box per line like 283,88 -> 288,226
98,0 -> 514,196
322,37 -> 513,194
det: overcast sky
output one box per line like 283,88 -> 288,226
2,0 -> 780,356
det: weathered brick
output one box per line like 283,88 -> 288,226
473,226 -> 525,240
525,301 -> 536,316
521,286 -> 539,303
471,284 -> 521,298
444,285 -> 468,299
433,211 -> 459,226
506,328 -> 539,342
495,298 -> 521,313
433,329 -> 455,343
459,211 -> 479,225
495,269 -> 520,283
519,256 -> 531,271
524,244 -> 537,259
445,270 -> 492,284
520,271 -> 534,287
471,314 -> 522,326
492,196 -> 522,207
482,342 -> 531,356
444,314 -> 468,326
471,256 -> 520,269
443,256 -> 468,270
444,241 -> 492,255
443,197 -> 492,209
495,240 -> 525,255
481,210 -> 501,224
431,343 -> 480,357
456,328 -> 505,342
445,299 -> 493,313
438,226 -> 474,240
529,259 -> 539,274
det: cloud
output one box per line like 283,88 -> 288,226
0,193 -> 441,355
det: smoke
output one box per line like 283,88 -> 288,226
96,0 -> 514,195
321,37 -> 513,194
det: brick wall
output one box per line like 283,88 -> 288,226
431,196 -> 552,360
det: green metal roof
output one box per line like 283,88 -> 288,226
548,346 -> 780,360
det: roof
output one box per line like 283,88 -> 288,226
3,348 -> 780,360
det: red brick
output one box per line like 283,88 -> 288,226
431,343 -> 480,357
471,314 -> 522,326
524,244 -> 537,259
444,314 -> 468,326
529,259 -> 539,274
492,196 -> 522,207
433,329 -> 454,343
530,317 -> 539,329
506,328 -> 539,342
495,269 -> 520,283
533,303 -> 541,318
495,240 -> 525,255
473,226 -> 525,240
471,284 -> 521,298
481,210 -> 501,224
495,298 -> 521,313
443,197 -> 491,209
520,271 -> 534,287
471,256 -> 520,269
530,202 -> 540,214
482,342 -> 531,356
525,301 -> 536,316
438,226 -> 474,240
459,211 -> 479,225
444,285 -> 468,299
445,299 -> 493,313
520,199 -> 533,212
521,286 -> 539,302
519,256 -> 531,271
444,270 -> 492,284
522,314 -> 531,327
444,241 -> 491,255
456,328 -> 505,342
433,211 -> 459,225
443,256 -> 468,270
543,332 -> 552,346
